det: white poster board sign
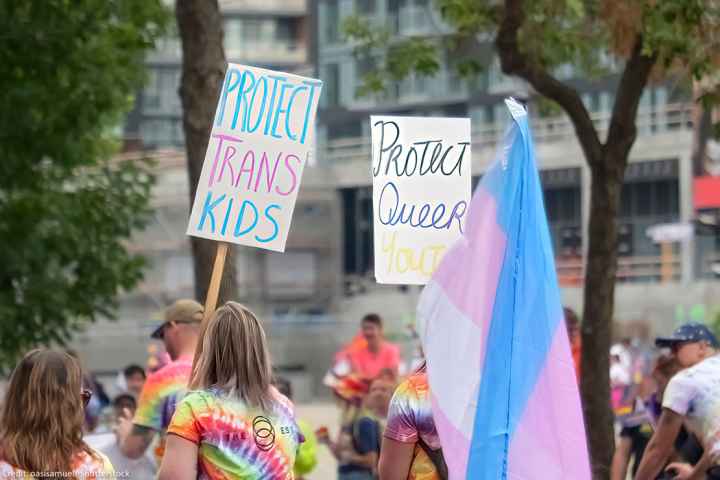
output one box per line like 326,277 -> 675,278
371,116 -> 471,284
187,64 -> 323,252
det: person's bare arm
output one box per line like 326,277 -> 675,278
344,451 -> 378,469
158,434 -> 198,480
666,449 -> 714,480
635,409 -> 684,480
116,408 -> 155,459
379,438 -> 415,480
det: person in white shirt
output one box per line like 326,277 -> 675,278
89,394 -> 156,480
635,323 -> 720,480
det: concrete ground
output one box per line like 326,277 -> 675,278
296,401 -> 341,480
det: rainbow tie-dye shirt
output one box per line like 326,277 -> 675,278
133,355 -> 193,462
384,371 -> 441,480
0,449 -> 114,478
167,388 -> 301,479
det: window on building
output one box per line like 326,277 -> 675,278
243,19 -> 264,45
341,187 -> 373,276
387,0 -> 401,33
619,161 -> 680,260
165,255 -> 193,293
224,18 -> 243,55
540,168 -> 582,259
323,0 -> 339,42
143,70 -> 161,110
159,69 -> 180,114
276,18 -> 294,46
322,63 -> 340,107
142,118 -> 177,148
356,0 -> 376,15
265,251 -> 317,298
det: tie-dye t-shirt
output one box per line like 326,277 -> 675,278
167,388 -> 301,479
384,371 -> 441,480
0,448 -> 114,478
133,355 -> 193,462
663,354 -> 720,461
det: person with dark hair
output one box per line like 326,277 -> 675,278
123,364 -> 147,398
347,314 -> 401,382
89,394 -> 157,479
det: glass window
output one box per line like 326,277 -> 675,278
276,18 -> 294,44
143,70 -> 161,110
324,0 -> 339,42
243,19 -> 263,45
265,251 -> 317,297
165,255 -> 193,293
341,187 -> 373,276
356,0 -> 376,15
224,18 -> 243,54
322,63 -> 340,107
159,69 -> 180,114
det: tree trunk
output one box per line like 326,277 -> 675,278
581,155 -> 625,478
175,0 -> 237,305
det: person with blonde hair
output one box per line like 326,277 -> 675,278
0,349 -> 115,477
159,301 -> 302,479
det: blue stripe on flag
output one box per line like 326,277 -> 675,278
465,108 -> 564,479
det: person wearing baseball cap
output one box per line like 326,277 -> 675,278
636,323 -> 720,480
117,299 -> 203,465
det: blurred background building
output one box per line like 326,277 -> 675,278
71,0 -> 720,399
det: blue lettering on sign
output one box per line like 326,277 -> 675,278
197,191 -> 227,233
377,181 -> 467,234
214,66 -> 323,145
255,204 -> 281,243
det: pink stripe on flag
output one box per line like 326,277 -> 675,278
506,322 -> 590,479
433,187 -> 506,330
431,394 -> 471,477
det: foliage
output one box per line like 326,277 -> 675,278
0,0 -> 170,369
344,0 -> 720,101
344,0 -> 720,476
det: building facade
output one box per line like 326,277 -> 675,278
73,1 -> 720,398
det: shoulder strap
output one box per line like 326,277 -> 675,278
417,437 -> 448,480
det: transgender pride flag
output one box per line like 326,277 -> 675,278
417,99 -> 590,479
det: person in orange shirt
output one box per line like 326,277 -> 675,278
564,307 -> 582,380
347,313 -> 401,381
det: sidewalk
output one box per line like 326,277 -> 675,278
296,401 -> 341,479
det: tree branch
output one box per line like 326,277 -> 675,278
603,37 -> 658,169
495,0 -> 603,166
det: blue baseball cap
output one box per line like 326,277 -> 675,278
655,323 -> 719,349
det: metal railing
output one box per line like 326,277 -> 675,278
323,103 -> 695,164
556,254 -> 683,286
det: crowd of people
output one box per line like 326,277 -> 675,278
0,300 -> 719,479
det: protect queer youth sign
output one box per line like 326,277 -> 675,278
187,64 -> 323,252
371,116 -> 471,284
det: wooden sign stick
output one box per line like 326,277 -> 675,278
191,242 -> 228,387
202,242 -> 229,325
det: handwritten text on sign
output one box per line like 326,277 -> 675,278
187,64 -> 322,252
372,116 -> 471,284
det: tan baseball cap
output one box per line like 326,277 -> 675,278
151,299 -> 204,339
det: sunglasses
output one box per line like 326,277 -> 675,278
670,341 -> 696,353
81,389 -> 93,407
